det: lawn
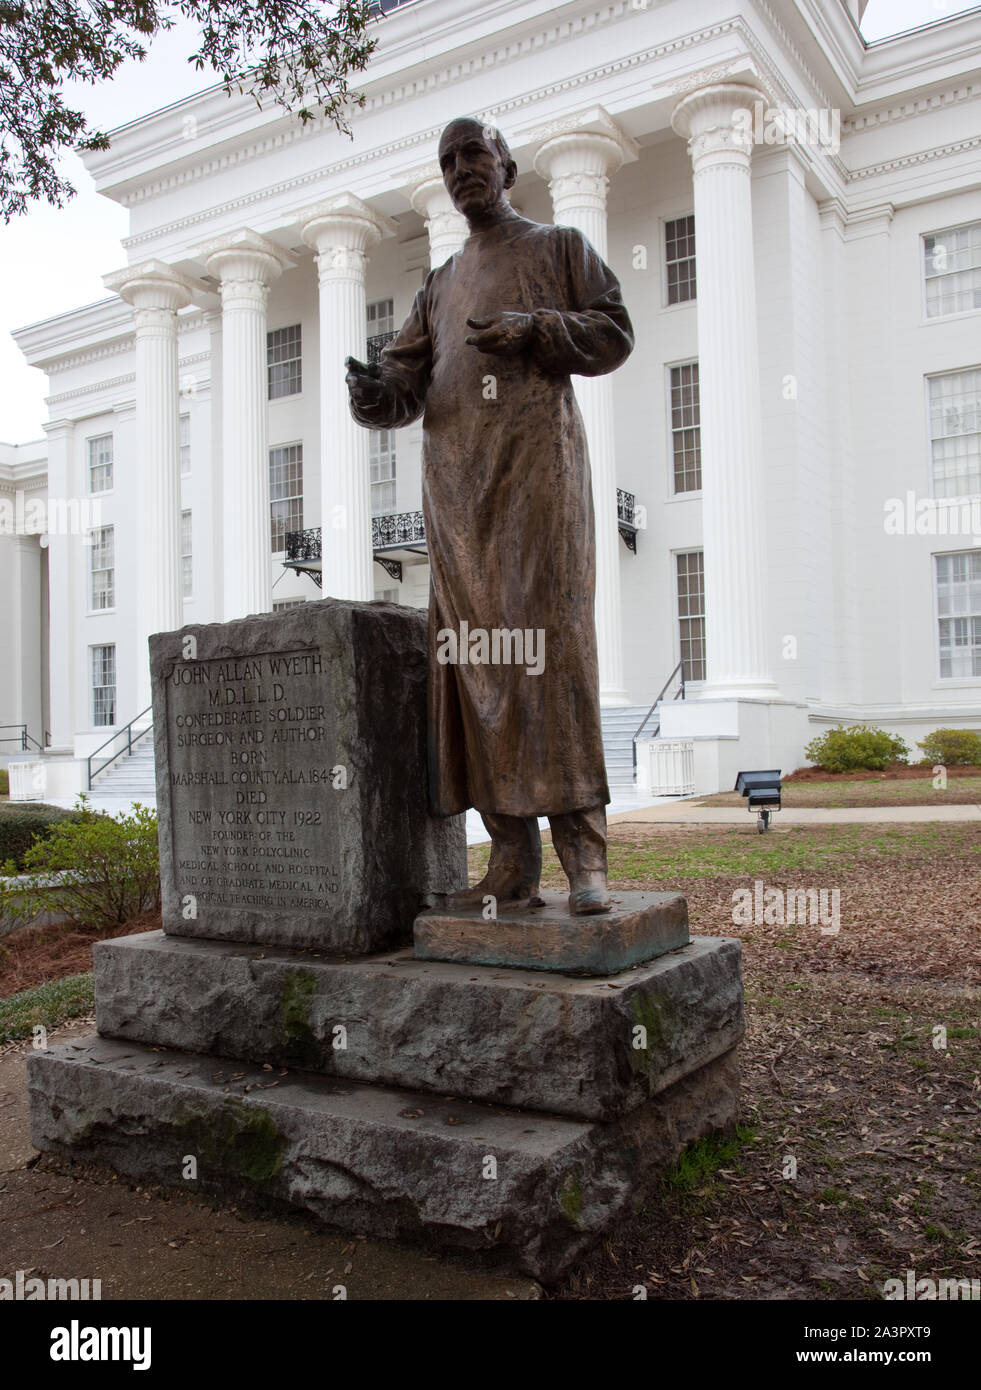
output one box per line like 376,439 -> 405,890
699,770 -> 981,809
471,822 -> 981,1299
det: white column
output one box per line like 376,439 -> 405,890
300,195 -> 396,602
534,112 -> 637,705
672,84 -> 778,699
195,231 -> 293,620
40,420 -> 75,750
408,167 -> 469,267
105,261 -> 196,707
205,307 -> 224,621
14,534 -> 43,737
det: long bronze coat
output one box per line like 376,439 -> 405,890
350,211 -> 633,817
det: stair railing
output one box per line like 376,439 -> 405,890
632,662 -> 686,766
87,706 -> 153,790
0,724 -> 49,753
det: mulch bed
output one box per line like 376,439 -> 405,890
785,762 -> 981,782
0,912 -> 161,997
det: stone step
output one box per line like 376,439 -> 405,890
93,930 -> 743,1122
28,1033 -> 740,1281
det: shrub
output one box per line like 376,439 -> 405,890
917,728 -> 981,767
805,724 -> 909,773
0,798 -> 160,931
0,803 -> 85,871
0,767 -> 8,795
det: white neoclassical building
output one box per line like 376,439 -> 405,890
4,0 -> 981,802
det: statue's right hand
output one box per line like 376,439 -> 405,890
345,355 -> 384,406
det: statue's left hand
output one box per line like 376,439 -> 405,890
465,312 -> 533,356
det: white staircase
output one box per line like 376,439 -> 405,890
600,705 -> 650,789
89,735 -> 157,804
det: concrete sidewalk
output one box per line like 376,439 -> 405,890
608,802 -> 981,826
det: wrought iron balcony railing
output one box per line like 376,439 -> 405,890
617,489 -> 638,552
284,490 -> 639,588
372,510 -> 425,549
366,331 -> 397,364
285,528 -> 323,563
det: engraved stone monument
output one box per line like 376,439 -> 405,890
27,114 -> 745,1281
28,598 -> 744,1280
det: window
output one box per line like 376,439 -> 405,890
367,298 -> 394,336
665,215 -> 696,305
270,443 -> 303,552
90,526 -> 114,609
92,645 -> 116,727
267,324 -> 302,399
374,588 -> 399,603
676,550 -> 706,682
924,222 -> 981,318
180,413 -> 190,475
936,550 -> 981,678
670,362 -> 701,493
929,369 -> 981,498
181,510 -> 192,599
369,431 -> 396,514
88,434 -> 113,493
273,598 -> 306,611
367,298 -> 396,364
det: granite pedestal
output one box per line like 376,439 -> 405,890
27,599 -> 745,1281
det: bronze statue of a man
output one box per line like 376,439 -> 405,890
346,117 -> 633,915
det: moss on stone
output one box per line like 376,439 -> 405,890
628,988 -> 677,1074
170,1096 -> 286,1187
277,968 -> 321,1069
559,1169 -> 583,1227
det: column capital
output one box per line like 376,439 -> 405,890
671,82 -> 769,172
532,107 -> 638,190
41,418 -> 74,442
192,229 -> 295,288
403,164 -> 468,268
104,260 -> 197,317
299,193 -> 395,254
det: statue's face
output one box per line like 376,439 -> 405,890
438,121 -> 512,219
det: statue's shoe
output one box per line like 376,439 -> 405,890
568,872 -> 612,916
447,874 -> 541,909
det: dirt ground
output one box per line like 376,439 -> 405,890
0,1018 -> 540,1300
1,821 -> 978,1300
551,823 -> 981,1299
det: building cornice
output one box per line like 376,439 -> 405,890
844,132 -> 981,184
120,18 -> 760,252
843,81 -> 981,134
15,302 -> 208,375
46,373 -> 137,408
92,0 -> 651,205
791,0 -> 981,108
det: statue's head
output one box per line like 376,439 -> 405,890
438,117 -> 517,220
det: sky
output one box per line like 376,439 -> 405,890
0,20 -> 216,445
1,1 -> 979,445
